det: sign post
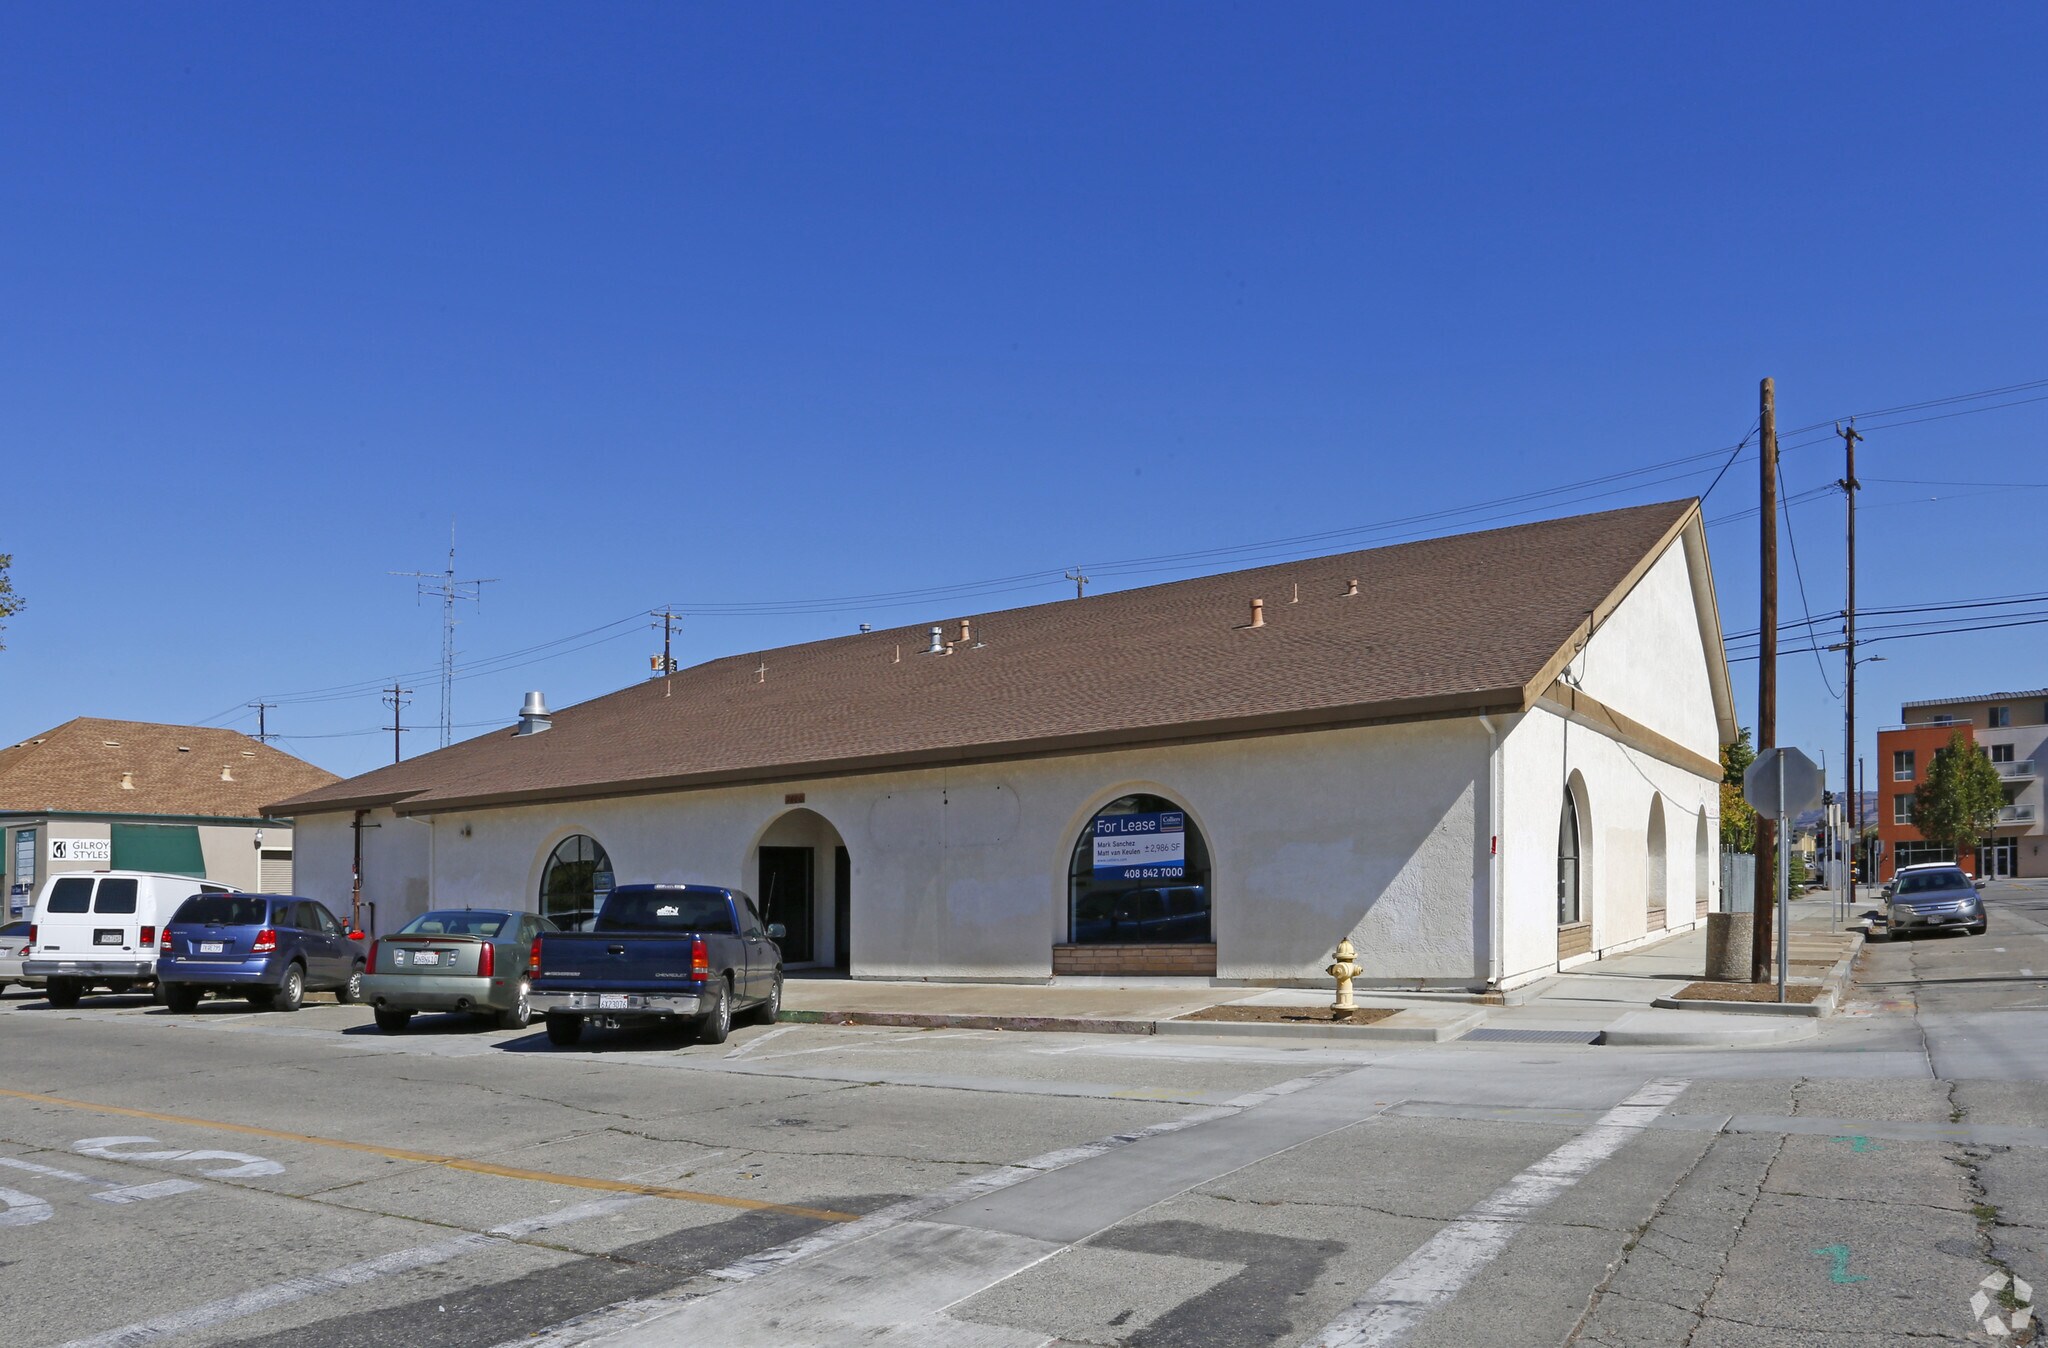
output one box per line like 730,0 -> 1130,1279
1743,746 -> 1824,1003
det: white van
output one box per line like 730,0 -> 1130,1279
24,871 -> 233,1007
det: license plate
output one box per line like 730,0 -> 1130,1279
414,951 -> 440,966
200,942 -> 224,954
599,994 -> 628,1010
96,931 -> 123,946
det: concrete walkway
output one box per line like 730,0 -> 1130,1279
781,892 -> 1867,1046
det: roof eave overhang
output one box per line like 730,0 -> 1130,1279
360,687 -> 1532,816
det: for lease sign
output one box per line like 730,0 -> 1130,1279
50,838 -> 111,862
1092,811 -> 1186,881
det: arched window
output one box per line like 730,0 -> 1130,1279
539,834 -> 614,932
1645,798 -> 1668,928
1558,790 -> 1582,925
1068,794 -> 1212,944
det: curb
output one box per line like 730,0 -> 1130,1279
1600,1010 -> 1819,1047
778,1009 -> 1158,1035
1158,1009 -> 1484,1043
777,1006 -> 1485,1042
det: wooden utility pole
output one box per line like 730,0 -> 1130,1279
1752,378 -> 1779,981
382,684 -> 411,765
1839,420 -> 1863,895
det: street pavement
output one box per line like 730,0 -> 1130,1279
3,879 -> 2047,1347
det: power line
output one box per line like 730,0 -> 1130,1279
1777,458 -> 1838,697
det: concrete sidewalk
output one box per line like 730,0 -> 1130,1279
781,893 -> 1866,1047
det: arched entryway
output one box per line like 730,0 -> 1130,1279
1053,791 -> 1215,976
752,808 -> 850,970
1645,797 -> 1668,932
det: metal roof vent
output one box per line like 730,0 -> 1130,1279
517,691 -> 553,737
1249,598 -> 1266,629
120,771 -> 135,790
925,625 -> 946,655
219,764 -> 234,781
1344,578 -> 1360,598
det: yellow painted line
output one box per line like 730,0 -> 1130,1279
0,1087 -> 855,1223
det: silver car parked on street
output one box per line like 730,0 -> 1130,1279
1885,865 -> 1987,937
0,920 -> 43,994
363,908 -> 558,1032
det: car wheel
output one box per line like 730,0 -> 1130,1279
338,964 -> 365,1005
374,1007 -> 412,1034
1971,919 -> 1989,936
45,979 -> 81,1009
748,972 -> 782,1026
271,964 -> 305,1014
544,1014 -> 583,1047
696,978 -> 732,1046
497,980 -> 533,1031
163,986 -> 202,1014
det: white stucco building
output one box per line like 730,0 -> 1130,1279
272,499 -> 1735,991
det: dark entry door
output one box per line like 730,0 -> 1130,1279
758,847 -> 814,963
833,846 -> 851,972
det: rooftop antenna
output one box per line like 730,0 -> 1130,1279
1065,566 -> 1089,599
392,521 -> 496,749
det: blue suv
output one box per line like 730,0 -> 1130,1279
157,893 -> 366,1013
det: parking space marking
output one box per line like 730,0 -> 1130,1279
57,1194 -> 654,1348
0,1087 -> 858,1222
0,1185 -> 54,1227
91,1178 -> 205,1204
0,1154 -> 95,1183
1303,1077 -> 1690,1348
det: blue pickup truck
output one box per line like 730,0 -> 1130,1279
528,884 -> 785,1047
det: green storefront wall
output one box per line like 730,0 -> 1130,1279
110,823 -> 206,877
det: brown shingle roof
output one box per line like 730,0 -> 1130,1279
272,500 -> 1711,817
0,718 -> 339,819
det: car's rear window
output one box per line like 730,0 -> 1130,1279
0,921 -> 26,938
94,878 -> 139,914
594,891 -> 736,934
172,895 -> 271,927
400,910 -> 512,937
1898,869 -> 1970,894
45,877 -> 93,914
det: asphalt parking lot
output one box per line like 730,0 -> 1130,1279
3,880 -> 2048,1347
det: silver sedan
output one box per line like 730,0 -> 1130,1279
0,920 -> 42,994
1885,866 -> 1987,937
363,908 -> 558,1032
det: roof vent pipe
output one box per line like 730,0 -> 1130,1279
959,618 -> 972,644
1249,598 -> 1266,629
120,771 -> 134,790
220,764 -> 234,782
926,625 -> 946,655
1344,578 -> 1360,598
517,691 -> 553,737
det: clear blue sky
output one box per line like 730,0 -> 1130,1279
3,3 -> 2044,787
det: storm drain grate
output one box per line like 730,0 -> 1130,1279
1460,1028 -> 1605,1045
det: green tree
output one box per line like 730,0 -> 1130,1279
1720,728 -> 1758,853
1914,731 -> 2005,860
0,553 -> 20,650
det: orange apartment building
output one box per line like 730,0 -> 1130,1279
1876,687 -> 2048,882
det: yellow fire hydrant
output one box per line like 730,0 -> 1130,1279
1327,938 -> 1361,1011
